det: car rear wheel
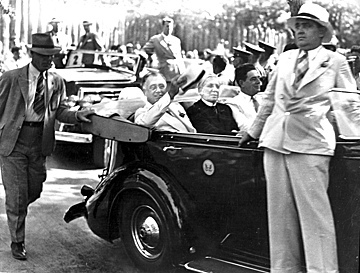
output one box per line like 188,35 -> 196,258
120,193 -> 173,271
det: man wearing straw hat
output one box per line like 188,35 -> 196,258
0,33 -> 94,260
240,3 -> 356,272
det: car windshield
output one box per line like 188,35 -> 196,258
65,50 -> 140,76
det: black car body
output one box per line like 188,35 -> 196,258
64,90 -> 360,273
55,49 -> 145,167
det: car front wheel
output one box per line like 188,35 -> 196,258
120,193 -> 173,271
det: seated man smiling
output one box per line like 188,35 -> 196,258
186,73 -> 247,135
134,70 -> 196,132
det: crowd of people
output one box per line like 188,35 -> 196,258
1,3 -> 360,273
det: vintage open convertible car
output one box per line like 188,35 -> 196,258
64,89 -> 360,273
55,49 -> 146,167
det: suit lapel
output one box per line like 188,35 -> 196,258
283,50 -> 299,95
45,71 -> 54,108
158,35 -> 175,58
163,104 -> 194,132
298,47 -> 331,90
18,65 -> 30,102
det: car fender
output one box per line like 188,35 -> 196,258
106,161 -> 197,262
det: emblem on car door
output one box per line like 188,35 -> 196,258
202,159 -> 215,176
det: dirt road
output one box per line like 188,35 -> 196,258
0,145 -> 148,273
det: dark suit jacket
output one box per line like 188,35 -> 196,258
186,99 -> 238,135
0,65 -> 78,156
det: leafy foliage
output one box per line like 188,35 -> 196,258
123,0 -> 360,48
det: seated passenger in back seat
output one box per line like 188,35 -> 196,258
186,73 -> 248,135
134,70 -> 196,132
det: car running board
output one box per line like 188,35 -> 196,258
183,256 -> 269,273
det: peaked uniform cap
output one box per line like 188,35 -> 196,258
287,3 -> 333,43
258,41 -> 276,51
232,46 -> 252,57
243,42 -> 265,54
30,33 -> 61,55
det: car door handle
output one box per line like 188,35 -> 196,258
163,146 -> 182,152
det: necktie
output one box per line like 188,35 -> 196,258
34,73 -> 45,115
252,97 -> 259,112
293,51 -> 309,88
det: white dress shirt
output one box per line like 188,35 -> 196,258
25,64 -> 45,122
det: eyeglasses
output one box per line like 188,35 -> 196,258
148,83 -> 166,92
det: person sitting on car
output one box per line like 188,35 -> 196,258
134,70 -> 196,133
186,73 -> 247,135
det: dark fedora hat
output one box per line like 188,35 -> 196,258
30,33 -> 61,55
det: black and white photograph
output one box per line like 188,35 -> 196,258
1,0 -> 360,272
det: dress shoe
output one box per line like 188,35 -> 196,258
11,242 -> 27,260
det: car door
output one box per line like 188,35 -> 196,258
147,132 -> 268,259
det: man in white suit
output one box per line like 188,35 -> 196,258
240,3 -> 356,273
142,17 -> 185,83
135,70 -> 195,133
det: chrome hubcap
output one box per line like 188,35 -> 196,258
132,206 -> 162,259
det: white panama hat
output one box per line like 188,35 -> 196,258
287,3 -> 333,43
178,65 -> 206,92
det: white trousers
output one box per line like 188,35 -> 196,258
264,149 -> 338,273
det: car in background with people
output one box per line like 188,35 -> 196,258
55,49 -> 146,167
64,88 -> 360,273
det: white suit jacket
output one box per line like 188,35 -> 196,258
142,33 -> 185,81
249,46 -> 357,156
135,93 -> 196,133
223,91 -> 263,128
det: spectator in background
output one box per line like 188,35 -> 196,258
77,20 -> 104,65
258,41 -> 278,76
283,42 -> 298,52
135,70 -> 195,132
142,16 -> 185,86
232,47 -> 252,69
349,45 -> 360,89
212,54 -> 232,85
46,17 -> 71,68
126,43 -> 134,54
322,42 -> 337,52
2,46 -> 28,71
243,42 -> 267,91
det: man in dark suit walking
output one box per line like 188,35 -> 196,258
0,33 -> 94,260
